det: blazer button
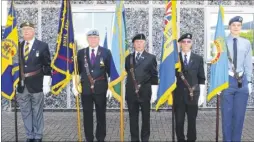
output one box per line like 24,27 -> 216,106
91,70 -> 93,72
25,65 -> 27,67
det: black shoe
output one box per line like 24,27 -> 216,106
34,139 -> 42,142
26,139 -> 33,142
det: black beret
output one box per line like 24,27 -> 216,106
132,33 -> 146,43
229,16 -> 243,25
178,33 -> 192,42
20,21 -> 35,28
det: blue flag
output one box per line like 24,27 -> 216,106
51,0 -> 74,95
207,5 -> 229,101
103,32 -> 108,49
108,1 -> 128,102
1,1 -> 19,100
156,0 -> 178,109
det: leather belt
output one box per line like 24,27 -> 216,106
23,69 -> 41,78
130,54 -> 140,98
179,72 -> 198,100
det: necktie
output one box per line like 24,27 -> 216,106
24,42 -> 30,61
91,49 -> 96,65
184,54 -> 188,67
136,52 -> 140,63
233,38 -> 237,69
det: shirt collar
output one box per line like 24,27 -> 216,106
181,50 -> 191,57
25,37 -> 35,45
135,50 -> 144,56
89,46 -> 99,51
228,34 -> 239,40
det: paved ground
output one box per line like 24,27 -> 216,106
1,110 -> 254,141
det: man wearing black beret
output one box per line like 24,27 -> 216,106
125,33 -> 158,141
174,33 -> 206,142
17,21 -> 52,142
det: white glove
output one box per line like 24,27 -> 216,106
248,83 -> 252,95
43,76 -> 51,95
151,85 -> 158,103
72,75 -> 79,96
106,89 -> 112,99
198,84 -> 206,106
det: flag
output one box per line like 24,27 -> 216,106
103,31 -> 108,49
51,0 -> 74,95
156,0 -> 178,110
1,1 -> 19,100
207,4 -> 229,102
108,0 -> 128,102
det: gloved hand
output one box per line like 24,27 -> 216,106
43,76 -> 51,95
106,89 -> 112,99
151,85 -> 158,103
248,83 -> 252,95
72,75 -> 80,96
198,84 -> 206,106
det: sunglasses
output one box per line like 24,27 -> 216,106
181,40 -> 192,44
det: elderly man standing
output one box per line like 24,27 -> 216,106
125,33 -> 158,142
72,29 -> 112,142
17,22 -> 52,142
220,16 -> 253,141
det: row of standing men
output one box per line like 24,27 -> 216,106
16,15 -> 252,142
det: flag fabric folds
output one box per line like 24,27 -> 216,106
156,0 -> 178,110
207,5 -> 229,102
1,1 -> 19,100
103,31 -> 108,49
51,0 -> 74,95
108,1 -> 128,102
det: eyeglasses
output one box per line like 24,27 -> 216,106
181,40 -> 192,44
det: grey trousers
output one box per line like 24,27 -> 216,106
17,87 -> 44,139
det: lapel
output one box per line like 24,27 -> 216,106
20,41 -> 25,63
27,39 -> 38,62
94,46 -> 102,67
85,47 -> 92,68
135,51 -> 147,68
188,52 -> 194,68
179,52 -> 186,70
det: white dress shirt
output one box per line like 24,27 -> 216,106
135,50 -> 144,59
181,51 -> 191,64
23,37 -> 35,53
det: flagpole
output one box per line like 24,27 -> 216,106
14,93 -> 18,142
11,0 -> 19,141
172,94 -> 175,142
216,94 -> 220,142
120,82 -> 124,142
66,0 -> 82,141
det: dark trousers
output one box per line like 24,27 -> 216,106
81,92 -> 107,142
221,75 -> 249,141
174,100 -> 198,142
127,99 -> 151,142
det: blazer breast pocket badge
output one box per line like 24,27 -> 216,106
36,50 -> 39,57
100,57 -> 105,67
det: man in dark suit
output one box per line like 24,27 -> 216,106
17,22 -> 52,142
125,33 -> 158,142
72,29 -> 112,142
174,33 -> 206,142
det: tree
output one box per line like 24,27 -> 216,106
240,30 -> 254,55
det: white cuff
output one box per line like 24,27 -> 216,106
43,76 -> 51,86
